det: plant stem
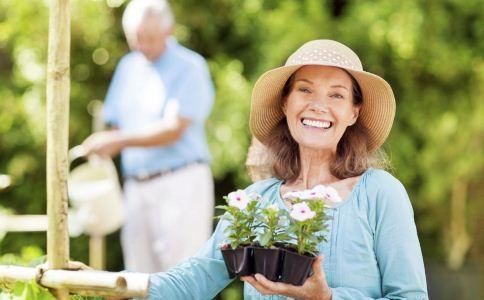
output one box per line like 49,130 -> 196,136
298,224 -> 305,255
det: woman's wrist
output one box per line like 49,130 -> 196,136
305,288 -> 332,300
321,287 -> 332,300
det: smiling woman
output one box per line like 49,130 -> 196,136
148,40 -> 429,300
266,65 -> 371,181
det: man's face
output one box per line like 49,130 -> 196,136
135,16 -> 171,61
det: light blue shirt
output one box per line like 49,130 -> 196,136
148,168 -> 428,299
102,38 -> 214,177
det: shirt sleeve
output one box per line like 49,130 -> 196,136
148,179 -> 282,299
171,62 -> 214,123
148,219 -> 233,299
331,171 -> 429,300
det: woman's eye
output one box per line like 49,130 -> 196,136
298,87 -> 311,93
331,93 -> 344,99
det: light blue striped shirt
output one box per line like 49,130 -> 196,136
149,168 -> 428,299
102,38 -> 214,177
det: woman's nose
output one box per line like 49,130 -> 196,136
309,98 -> 329,113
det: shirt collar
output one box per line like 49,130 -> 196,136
153,36 -> 177,65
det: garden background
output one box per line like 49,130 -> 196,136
0,0 -> 482,299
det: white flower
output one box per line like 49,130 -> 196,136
312,184 -> 327,195
303,185 -> 327,200
298,190 -> 315,200
324,186 -> 343,203
282,191 -> 301,200
248,192 -> 263,202
290,202 -> 316,221
267,204 -> 279,212
227,190 -> 251,210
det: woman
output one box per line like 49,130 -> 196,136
149,40 -> 428,299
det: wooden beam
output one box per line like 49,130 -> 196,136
0,266 -> 149,298
0,215 -> 48,232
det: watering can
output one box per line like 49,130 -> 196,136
67,145 -> 124,237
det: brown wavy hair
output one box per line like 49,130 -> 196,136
265,71 -> 389,182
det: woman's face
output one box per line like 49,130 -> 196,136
283,65 -> 360,152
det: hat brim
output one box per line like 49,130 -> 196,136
250,64 -> 396,152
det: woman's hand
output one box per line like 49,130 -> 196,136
241,255 -> 332,300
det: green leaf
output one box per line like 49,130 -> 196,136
258,231 -> 272,247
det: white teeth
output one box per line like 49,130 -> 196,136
302,119 -> 331,129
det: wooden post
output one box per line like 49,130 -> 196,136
46,0 -> 71,298
89,236 -> 106,270
447,178 -> 471,270
88,103 -> 107,270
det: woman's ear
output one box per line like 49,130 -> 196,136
282,98 -> 288,115
349,105 -> 360,125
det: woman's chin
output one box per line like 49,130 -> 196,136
298,140 -> 336,153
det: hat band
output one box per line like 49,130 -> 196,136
287,49 -> 361,70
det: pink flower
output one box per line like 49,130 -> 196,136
218,243 -> 230,250
290,202 -> 316,222
284,185 -> 328,201
304,185 -> 327,200
282,191 -> 302,200
324,186 -> 342,203
227,189 -> 251,210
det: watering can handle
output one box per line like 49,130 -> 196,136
68,145 -> 114,170
69,145 -> 88,164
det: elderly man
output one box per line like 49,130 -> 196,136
82,0 -> 215,273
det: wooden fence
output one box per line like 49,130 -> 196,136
0,1 -> 149,298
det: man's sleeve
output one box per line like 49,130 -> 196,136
172,62 -> 215,123
102,59 -> 126,126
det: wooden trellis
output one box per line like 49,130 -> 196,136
0,1 -> 149,298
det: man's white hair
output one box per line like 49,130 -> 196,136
122,0 -> 175,42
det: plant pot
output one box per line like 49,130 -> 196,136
280,249 -> 317,286
221,247 -> 253,278
253,247 -> 282,281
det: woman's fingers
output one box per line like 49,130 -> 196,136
241,257 -> 329,299
242,274 -> 302,298
241,276 -> 274,295
312,255 -> 324,276
254,274 -> 287,293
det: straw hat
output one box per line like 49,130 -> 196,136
250,39 -> 396,152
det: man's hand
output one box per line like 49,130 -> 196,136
82,130 -> 125,158
241,255 -> 332,300
37,261 -> 93,273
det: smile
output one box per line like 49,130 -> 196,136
301,118 -> 332,129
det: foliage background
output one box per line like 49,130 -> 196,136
0,0 -> 482,299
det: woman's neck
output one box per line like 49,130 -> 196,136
292,147 -> 338,189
